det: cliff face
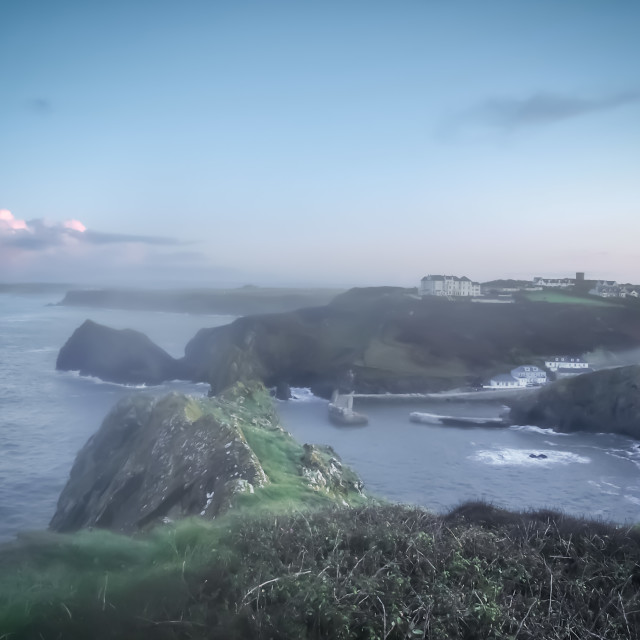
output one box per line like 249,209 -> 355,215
507,365 -> 640,438
57,288 -> 640,395
56,319 -> 182,385
50,383 -> 365,534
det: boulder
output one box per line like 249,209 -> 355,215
56,319 -> 181,385
507,365 -> 640,438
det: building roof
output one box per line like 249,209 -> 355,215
421,274 -> 479,283
511,365 -> 544,373
491,373 -> 518,383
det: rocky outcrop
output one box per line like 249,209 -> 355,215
300,444 -> 364,495
56,319 -> 181,385
50,383 -> 365,533
50,389 -> 269,533
507,365 -> 640,438
57,287 -> 640,395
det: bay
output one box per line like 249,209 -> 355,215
1,291 -> 639,543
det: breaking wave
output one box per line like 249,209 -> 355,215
509,424 -> 571,436
472,448 -> 591,467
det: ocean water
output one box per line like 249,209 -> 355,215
277,394 -> 640,524
0,292 -> 230,541
1,292 -> 640,542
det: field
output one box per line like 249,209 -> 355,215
520,289 -> 618,306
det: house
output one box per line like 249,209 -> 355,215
587,280 -> 637,298
485,373 -> 521,389
544,356 -> 589,372
420,275 -> 481,297
532,276 -> 575,288
485,365 -> 547,388
510,365 -> 547,386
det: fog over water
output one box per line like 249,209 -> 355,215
1,293 -> 640,542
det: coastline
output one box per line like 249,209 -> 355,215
353,386 -> 539,403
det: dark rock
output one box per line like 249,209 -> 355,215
57,286 -> 640,395
508,365 -> 640,438
274,381 -> 292,400
528,453 -> 548,459
300,444 -> 364,494
50,390 -> 269,533
56,319 -> 181,385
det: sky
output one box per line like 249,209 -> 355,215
1,0 -> 639,287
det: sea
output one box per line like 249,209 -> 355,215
2,291 -> 640,542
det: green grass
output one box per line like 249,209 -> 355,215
521,290 -> 617,306
190,382 -> 367,515
2,502 -> 640,639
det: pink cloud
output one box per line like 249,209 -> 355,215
63,219 -> 87,233
0,209 -> 29,231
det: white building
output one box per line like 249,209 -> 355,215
510,365 -> 547,386
544,356 -> 589,372
486,373 -> 521,388
589,281 -> 640,298
486,365 -> 547,388
532,277 -> 575,288
420,275 -> 481,297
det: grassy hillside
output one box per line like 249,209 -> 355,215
2,502 -> 639,639
519,290 -> 618,306
180,288 -> 640,396
57,286 -> 344,316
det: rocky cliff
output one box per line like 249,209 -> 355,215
507,365 -> 640,438
50,383 -> 365,533
56,319 -> 182,385
57,287 -> 640,395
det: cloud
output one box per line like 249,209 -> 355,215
0,210 -> 180,251
441,90 -> 640,137
476,91 -> 640,130
82,230 -> 181,246
0,209 -> 28,231
0,209 -> 215,285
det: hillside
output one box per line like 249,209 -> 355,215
57,287 -> 640,395
57,286 -> 344,316
50,382 -> 366,533
507,364 -> 640,438
2,502 -> 639,638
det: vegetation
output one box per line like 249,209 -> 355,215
2,501 -> 640,639
519,290 -> 618,306
57,287 -> 344,316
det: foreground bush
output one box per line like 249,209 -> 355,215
2,502 -> 640,639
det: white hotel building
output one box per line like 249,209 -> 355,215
420,275 -> 481,297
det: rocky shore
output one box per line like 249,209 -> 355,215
507,364 -> 640,438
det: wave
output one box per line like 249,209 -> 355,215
471,448 -> 590,467
604,447 -> 640,470
59,370 -> 160,389
587,479 -> 620,496
287,387 -> 323,403
508,424 -> 571,436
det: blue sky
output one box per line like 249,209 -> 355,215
1,0 -> 639,286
